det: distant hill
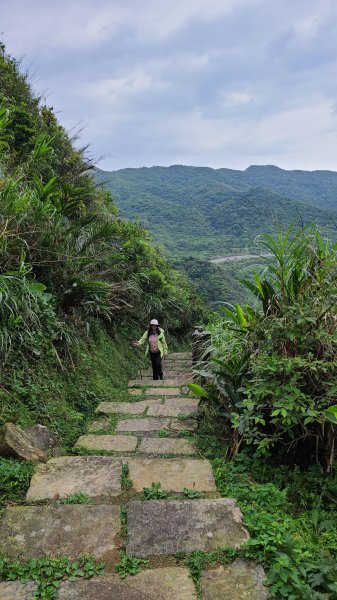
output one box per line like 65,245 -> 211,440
95,165 -> 337,259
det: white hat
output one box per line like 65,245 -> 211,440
150,319 -> 159,325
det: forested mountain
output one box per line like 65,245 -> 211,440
95,165 -> 337,259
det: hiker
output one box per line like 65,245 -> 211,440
133,319 -> 168,380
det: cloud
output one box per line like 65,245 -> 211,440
2,0 -> 337,171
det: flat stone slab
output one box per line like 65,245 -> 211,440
75,434 -> 138,452
138,437 -> 196,455
0,582 -> 37,600
26,456 -> 122,501
0,504 -> 121,567
96,401 -> 147,414
58,568 -> 197,599
201,560 -> 269,600
128,378 -> 188,387
127,498 -> 249,557
87,417 -> 111,432
145,387 -> 183,396
116,417 -> 171,433
127,458 -> 216,492
169,352 -> 192,359
147,398 -> 199,417
142,370 -> 192,377
170,418 -> 198,433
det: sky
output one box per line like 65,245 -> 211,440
2,0 -> 337,172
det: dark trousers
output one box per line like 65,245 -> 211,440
149,351 -> 163,380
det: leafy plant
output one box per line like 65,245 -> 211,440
115,553 -> 149,579
158,429 -> 170,437
121,464 -> 132,490
0,459 -> 35,509
142,482 -> 168,500
60,492 -> 90,504
183,488 -> 202,499
0,555 -> 104,599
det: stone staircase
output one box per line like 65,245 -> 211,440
0,352 -> 267,599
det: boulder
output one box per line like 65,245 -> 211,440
26,424 -> 62,456
0,423 -> 47,462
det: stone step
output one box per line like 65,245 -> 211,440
0,504 -> 121,568
126,498 -> 249,557
168,352 -> 192,359
115,417 -> 171,434
75,434 -> 138,452
146,398 -> 199,417
128,378 -> 191,387
144,387 -> 184,396
57,568 -> 197,599
141,370 -> 192,377
96,401 -> 148,415
87,417 -> 111,432
200,560 -> 268,600
126,458 -> 216,492
26,456 -> 122,501
137,437 -> 196,455
0,581 -> 37,600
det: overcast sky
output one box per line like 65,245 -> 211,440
2,0 -> 337,171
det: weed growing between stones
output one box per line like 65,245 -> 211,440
121,464 -> 133,490
175,548 -> 238,599
59,492 -> 90,504
0,555 -> 104,599
142,482 -> 168,500
183,488 -> 202,499
109,414 -> 119,431
120,505 -> 128,541
158,429 -> 170,437
115,552 -> 149,579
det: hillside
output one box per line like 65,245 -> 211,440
95,165 -> 337,259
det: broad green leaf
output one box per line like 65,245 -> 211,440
187,383 -> 208,398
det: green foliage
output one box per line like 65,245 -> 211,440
183,488 -> 202,499
0,459 -> 34,509
0,555 -> 104,599
157,429 -> 170,437
115,553 -> 149,579
60,492 -> 90,505
197,227 -> 337,468
142,482 -> 168,500
121,464 -> 132,490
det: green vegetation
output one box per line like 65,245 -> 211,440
115,553 -> 149,579
183,488 -> 202,499
0,459 -> 34,510
121,464 -> 133,490
96,164 -> 337,306
0,555 -> 104,599
60,493 -> 90,505
142,482 -> 168,500
193,227 -> 337,598
0,47 -> 204,452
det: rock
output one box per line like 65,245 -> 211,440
0,504 -> 121,568
147,398 -> 199,417
75,434 -> 138,452
127,499 -> 249,557
87,417 -> 111,432
168,353 -> 192,360
138,437 -> 196,455
127,458 -> 216,492
200,560 -> 269,599
0,581 -> 37,600
58,568 -> 197,599
25,424 -> 61,456
96,401 -> 148,415
26,456 -> 122,501
0,422 -> 47,462
116,418 -> 171,433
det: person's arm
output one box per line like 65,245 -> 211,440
161,331 -> 168,356
133,330 -> 148,347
